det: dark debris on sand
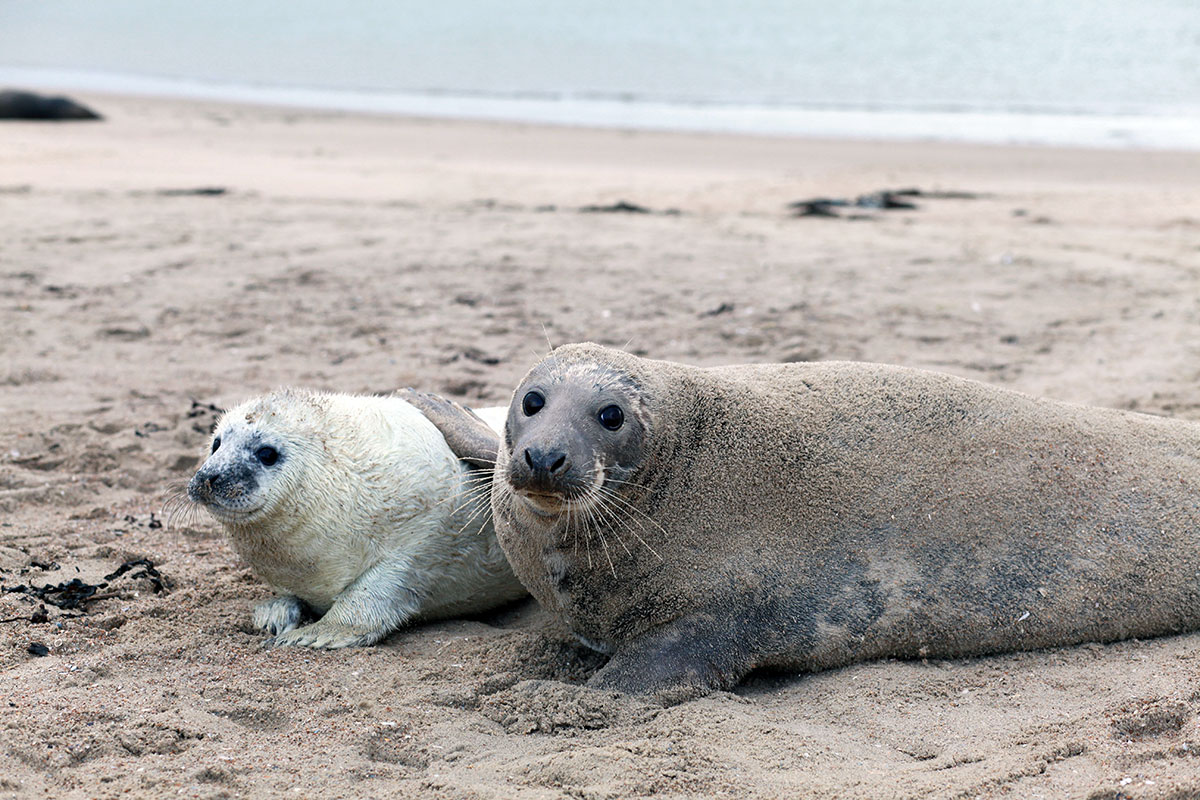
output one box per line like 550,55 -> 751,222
1,558 -> 171,619
103,559 -> 169,594
155,187 -> 228,197
788,187 -> 984,219
188,399 -> 225,434
579,200 -> 682,215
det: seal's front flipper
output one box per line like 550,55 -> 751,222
251,595 -> 307,635
269,561 -> 424,649
585,615 -> 753,704
398,388 -> 500,468
269,616 -> 387,649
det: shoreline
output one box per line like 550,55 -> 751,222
4,65 -> 1200,151
2,92 -> 1198,211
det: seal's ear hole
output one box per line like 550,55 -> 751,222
522,391 -> 545,417
211,437 -> 221,453
256,446 -> 280,466
598,405 -> 624,431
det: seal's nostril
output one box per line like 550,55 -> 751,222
525,447 -> 568,475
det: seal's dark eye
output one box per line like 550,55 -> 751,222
598,405 -> 624,431
256,446 -> 279,466
522,391 -> 545,417
211,437 -> 221,453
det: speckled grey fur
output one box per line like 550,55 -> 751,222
478,343 -> 1200,698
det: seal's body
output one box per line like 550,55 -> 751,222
411,344 -> 1200,697
187,388 -> 525,649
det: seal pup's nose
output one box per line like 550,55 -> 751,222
524,447 -> 568,476
188,471 -> 216,503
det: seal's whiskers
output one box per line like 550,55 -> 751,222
453,481 -> 495,535
162,488 -> 204,530
587,489 -> 634,560
588,501 -> 618,578
594,484 -> 665,561
437,468 -> 494,518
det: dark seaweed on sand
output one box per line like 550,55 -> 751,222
103,558 -> 169,594
1,558 -> 171,619
788,187 -> 984,218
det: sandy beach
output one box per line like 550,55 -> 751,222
2,92 -> 1200,799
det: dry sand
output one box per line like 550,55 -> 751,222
1,93 -> 1199,799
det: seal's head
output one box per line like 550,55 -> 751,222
503,347 -> 651,517
187,391 -> 313,526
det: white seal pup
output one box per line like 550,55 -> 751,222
186,388 -> 526,649
406,343 -> 1200,699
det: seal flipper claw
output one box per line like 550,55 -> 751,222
252,595 -> 305,636
271,618 -> 382,650
397,388 -> 500,467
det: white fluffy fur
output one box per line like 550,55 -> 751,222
193,388 -> 524,648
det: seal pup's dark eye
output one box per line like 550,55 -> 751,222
211,437 -> 221,453
256,446 -> 279,466
522,391 -> 545,416
598,405 -> 624,431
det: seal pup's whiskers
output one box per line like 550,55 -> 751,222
161,486 -> 205,531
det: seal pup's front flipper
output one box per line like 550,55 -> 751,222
397,388 -> 500,468
270,560 -> 425,649
252,595 -> 308,635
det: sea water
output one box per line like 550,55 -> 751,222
1,0 -> 1197,148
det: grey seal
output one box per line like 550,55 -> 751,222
0,90 -> 101,120
184,388 -> 525,648
407,343 -> 1200,698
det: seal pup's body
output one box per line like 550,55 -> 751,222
410,343 -> 1200,698
187,388 -> 525,648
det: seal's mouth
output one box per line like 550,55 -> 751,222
188,472 -> 266,523
199,499 -> 268,523
514,490 -> 570,515
508,466 -> 606,518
